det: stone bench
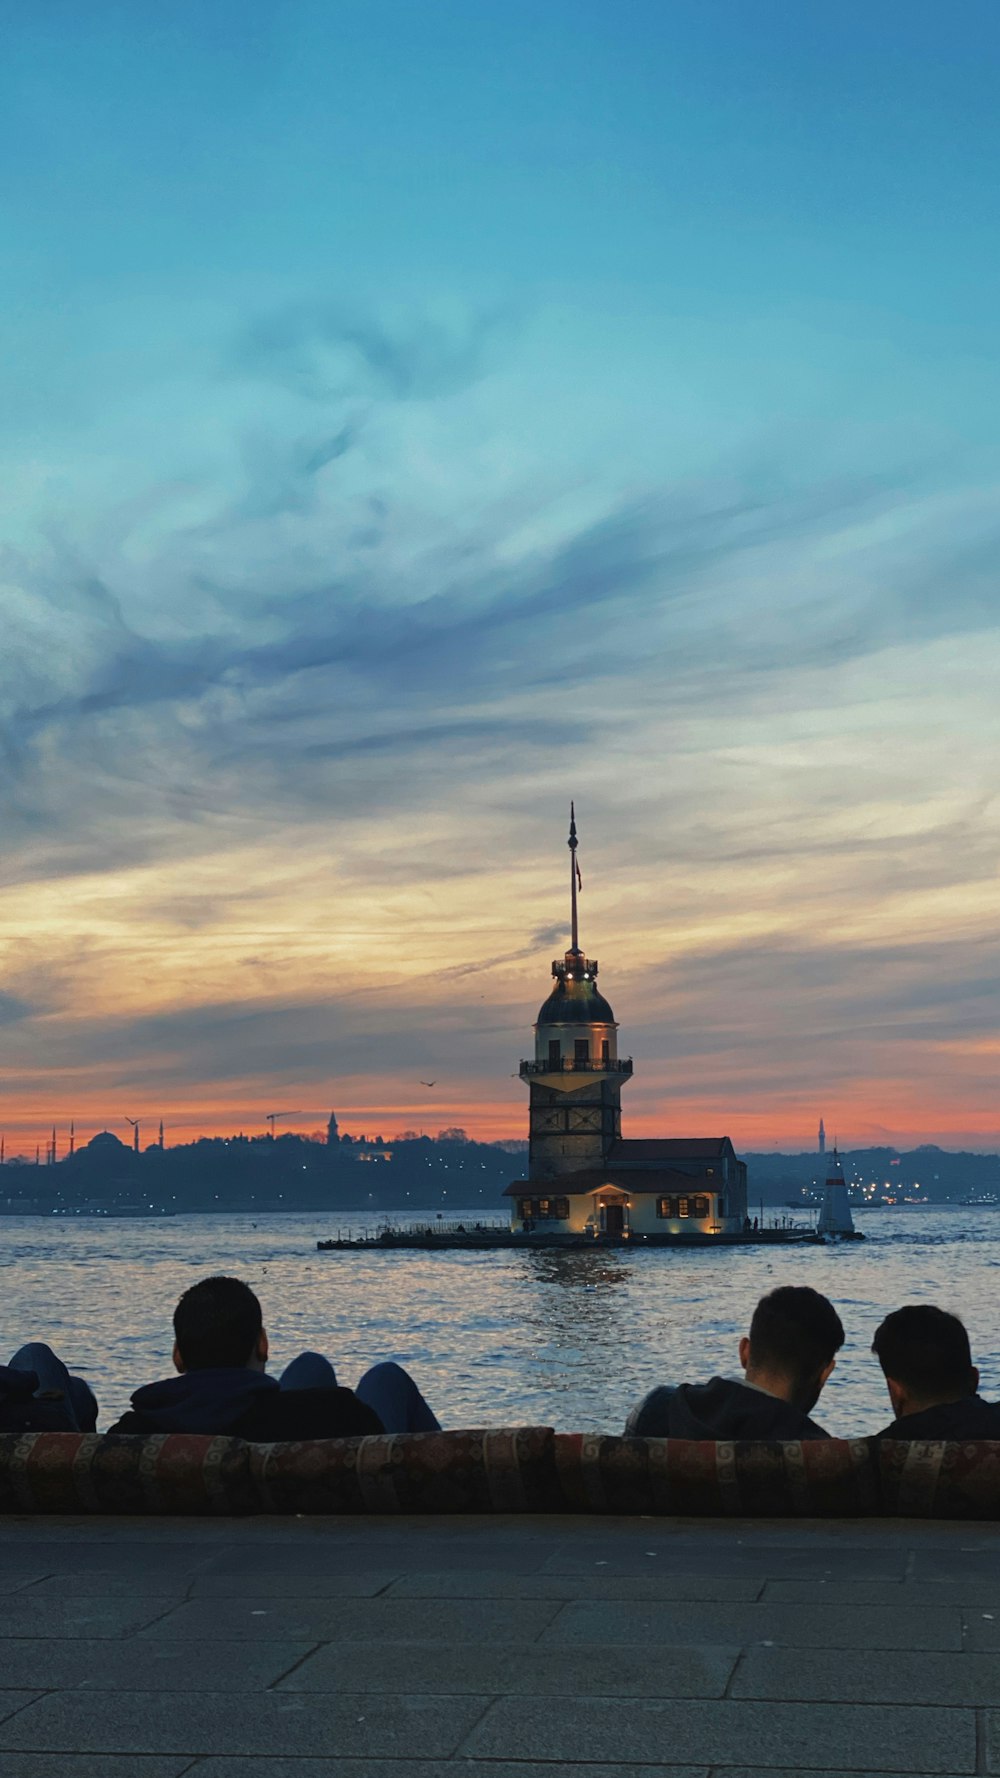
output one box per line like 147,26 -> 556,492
1,1428 -> 997,1517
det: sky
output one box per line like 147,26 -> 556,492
2,1 -> 1000,1156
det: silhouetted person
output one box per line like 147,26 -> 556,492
625,1285 -> 845,1441
872,1304 -> 1000,1439
2,1344 -> 98,1433
108,1275 -> 439,1439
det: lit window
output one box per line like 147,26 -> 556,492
678,1198 -> 690,1217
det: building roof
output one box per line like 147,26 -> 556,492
607,1137 -> 734,1166
504,1166 -> 724,1197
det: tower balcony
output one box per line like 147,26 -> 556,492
551,955 -> 598,982
519,1056 -> 633,1078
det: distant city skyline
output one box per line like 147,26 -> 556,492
3,4 -> 1000,1153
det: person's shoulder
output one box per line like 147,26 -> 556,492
730,1385 -> 831,1441
233,1387 -> 384,1441
105,1410 -> 156,1436
625,1385 -> 678,1436
796,1410 -> 832,1441
877,1396 -> 1000,1442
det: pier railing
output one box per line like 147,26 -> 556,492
321,1217 -> 510,1246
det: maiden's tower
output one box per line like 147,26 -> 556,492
505,809 -> 748,1239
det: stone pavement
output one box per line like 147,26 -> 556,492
0,1512 -> 998,1775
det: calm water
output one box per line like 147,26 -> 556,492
3,1208 -> 999,1436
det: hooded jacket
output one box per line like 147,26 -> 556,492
625,1376 -> 830,1441
876,1393 -> 1000,1441
107,1368 -> 384,1440
0,1365 -> 77,1434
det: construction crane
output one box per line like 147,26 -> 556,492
265,1111 -> 302,1137
124,1115 -> 141,1153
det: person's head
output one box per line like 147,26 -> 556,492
172,1275 -> 269,1374
872,1305 -> 978,1420
738,1285 -> 845,1412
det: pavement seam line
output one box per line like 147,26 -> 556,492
976,1703 -> 987,1775
265,1641 -> 325,1689
132,1597 -> 196,1633
529,1600 -> 566,1642
0,1689 -> 48,1728
721,1646 -> 748,1699
448,1690 -> 505,1759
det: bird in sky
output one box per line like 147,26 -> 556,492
419,1080 -> 437,1087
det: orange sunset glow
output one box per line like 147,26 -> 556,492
4,634 -> 1000,1160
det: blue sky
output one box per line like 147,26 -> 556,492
2,2 -> 1000,1149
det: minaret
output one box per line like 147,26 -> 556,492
818,1117 -> 826,1156
519,807 -> 632,1181
158,1119 -> 164,1150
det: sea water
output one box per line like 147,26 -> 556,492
3,1207 -> 999,1436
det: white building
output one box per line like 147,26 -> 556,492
817,1147 -> 856,1236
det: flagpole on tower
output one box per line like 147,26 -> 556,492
568,802 -> 581,956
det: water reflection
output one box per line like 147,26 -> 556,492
525,1250 -> 632,1290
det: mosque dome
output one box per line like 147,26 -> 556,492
86,1130 -> 128,1151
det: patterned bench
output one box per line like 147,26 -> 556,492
1,1429 -> 997,1517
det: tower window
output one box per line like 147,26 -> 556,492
601,1039 -> 610,1063
548,1039 -> 561,1068
574,1038 -> 589,1064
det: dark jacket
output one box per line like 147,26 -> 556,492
876,1394 -> 1000,1441
625,1376 -> 830,1441
107,1368 -> 384,1440
0,1365 -> 77,1434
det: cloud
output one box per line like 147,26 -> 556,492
3,296 -> 1000,1145
232,301 -> 514,403
3,442 -> 998,912
0,992 -> 34,1026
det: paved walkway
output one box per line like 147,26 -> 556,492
0,1512 -> 997,1774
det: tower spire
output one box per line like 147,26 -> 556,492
568,801 -> 581,955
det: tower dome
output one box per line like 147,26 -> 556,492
536,965 -> 615,1028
